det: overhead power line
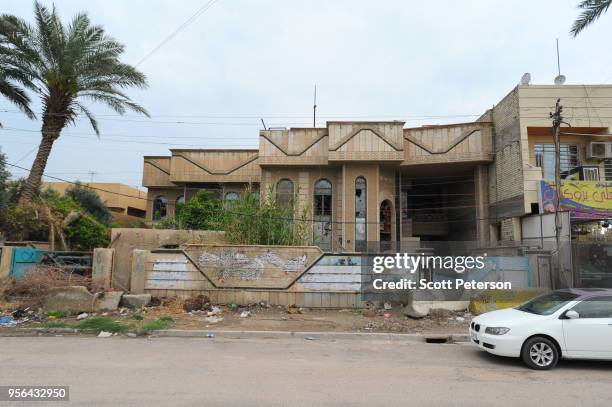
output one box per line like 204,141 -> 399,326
134,0 -> 221,67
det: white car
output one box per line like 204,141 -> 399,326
470,288 -> 612,370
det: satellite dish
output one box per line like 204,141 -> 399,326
554,74 -> 566,85
520,73 -> 531,85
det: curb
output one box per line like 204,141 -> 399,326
150,329 -> 471,343
4,328 -> 470,343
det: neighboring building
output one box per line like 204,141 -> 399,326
142,84 -> 612,251
43,182 -> 148,223
480,84 -> 612,242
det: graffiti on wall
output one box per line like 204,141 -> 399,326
197,250 -> 307,281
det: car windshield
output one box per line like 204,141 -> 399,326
516,292 -> 579,315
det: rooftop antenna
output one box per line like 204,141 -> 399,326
554,38 -> 566,85
313,84 -> 317,128
88,170 -> 97,183
260,118 -> 267,130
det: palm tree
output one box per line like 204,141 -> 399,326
0,1 -> 148,203
571,0 -> 612,36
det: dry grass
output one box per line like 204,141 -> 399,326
4,266 -> 92,307
145,297 -> 185,317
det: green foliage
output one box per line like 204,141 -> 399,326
138,316 -> 174,334
64,213 -> 109,251
3,203 -> 49,241
4,179 -> 25,205
46,310 -> 69,318
65,182 -> 113,226
3,188 -> 108,250
224,187 -> 310,246
75,317 -> 129,333
155,190 -> 225,231
152,187 -> 311,246
571,0 -> 612,36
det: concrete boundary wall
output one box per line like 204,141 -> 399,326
129,245 -> 542,309
134,247 -> 366,308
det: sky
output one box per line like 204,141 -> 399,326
1,0 -> 612,189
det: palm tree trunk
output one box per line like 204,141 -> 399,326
18,128 -> 59,204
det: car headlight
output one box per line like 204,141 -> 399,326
485,327 -> 510,335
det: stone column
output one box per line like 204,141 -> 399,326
474,165 -> 490,244
92,248 -> 114,291
130,250 -> 148,294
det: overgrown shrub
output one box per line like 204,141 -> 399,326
64,214 -> 109,250
3,202 -> 50,241
152,187 -> 311,246
155,189 -> 225,231
65,182 -> 113,226
3,189 -> 109,250
224,187 -> 310,246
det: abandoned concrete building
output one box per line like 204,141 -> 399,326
142,84 -> 612,251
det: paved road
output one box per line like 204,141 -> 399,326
0,336 -> 611,406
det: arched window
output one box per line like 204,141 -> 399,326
225,191 -> 239,202
224,191 -> 239,208
249,191 -> 260,202
355,177 -> 367,250
313,179 -> 333,250
276,179 -> 294,207
176,195 -> 185,206
153,196 -> 168,220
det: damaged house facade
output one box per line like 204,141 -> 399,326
142,84 -> 612,252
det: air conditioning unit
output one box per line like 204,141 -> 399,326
587,141 -> 612,160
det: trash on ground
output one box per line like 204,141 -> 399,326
0,316 -> 17,328
204,316 -> 223,324
206,333 -> 215,338
183,295 -> 211,312
287,305 -> 302,314
97,331 -> 112,338
239,310 -> 250,318
305,336 -> 316,341
207,306 -> 221,316
455,316 -> 465,322
383,312 -> 392,318
77,313 -> 89,320
11,309 -> 29,319
127,333 -> 137,338
384,302 -> 392,310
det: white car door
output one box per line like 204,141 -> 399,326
562,296 -> 612,359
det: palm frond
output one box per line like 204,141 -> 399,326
74,102 -> 99,136
0,76 -> 35,119
571,0 -> 612,36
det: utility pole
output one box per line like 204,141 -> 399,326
550,99 -> 564,285
88,170 -> 97,183
313,85 -> 317,128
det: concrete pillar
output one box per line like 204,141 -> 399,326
0,246 -> 14,280
92,248 -> 114,291
474,165 -> 490,244
130,250 -> 148,294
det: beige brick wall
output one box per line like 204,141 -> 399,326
486,87 -> 526,229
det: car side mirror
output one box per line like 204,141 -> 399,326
565,310 -> 579,319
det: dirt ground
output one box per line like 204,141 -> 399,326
1,299 -> 471,335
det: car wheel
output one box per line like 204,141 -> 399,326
521,337 -> 559,370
